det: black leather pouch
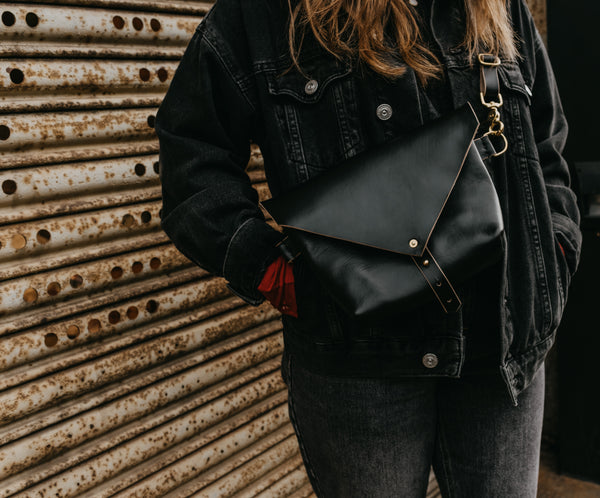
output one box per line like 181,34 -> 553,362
261,103 -> 504,319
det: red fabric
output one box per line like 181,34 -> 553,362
558,242 -> 565,258
258,255 -> 298,317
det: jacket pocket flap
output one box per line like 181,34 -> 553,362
261,104 -> 480,257
266,53 -> 352,103
498,63 -> 532,105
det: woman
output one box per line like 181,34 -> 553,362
155,0 -> 582,495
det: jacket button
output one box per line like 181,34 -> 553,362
304,79 -> 318,95
422,353 -> 438,369
376,103 -> 392,120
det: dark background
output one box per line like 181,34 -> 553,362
547,0 -> 600,483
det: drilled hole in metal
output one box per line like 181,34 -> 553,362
69,274 -> 83,288
153,161 -> 160,174
147,115 -> 155,128
126,306 -> 139,319
88,319 -> 101,333
2,179 -> 16,194
9,68 -> 24,84
150,257 -> 161,270
112,15 -> 125,29
134,163 -> 146,176
132,261 -> 143,273
139,68 -> 150,82
44,333 -> 58,347
157,67 -> 168,82
47,282 -> 61,296
0,125 -> 10,140
36,229 -> 51,244
146,299 -> 159,313
121,214 -> 135,227
132,17 -> 143,30
141,211 -> 151,223
23,287 -> 38,303
150,18 -> 161,31
10,233 -> 26,249
2,11 -> 16,26
67,325 -> 80,339
25,12 -> 39,27
108,310 -> 121,324
111,266 -> 123,279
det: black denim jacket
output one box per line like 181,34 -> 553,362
156,0 -> 582,405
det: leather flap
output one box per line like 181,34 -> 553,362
261,103 -> 480,257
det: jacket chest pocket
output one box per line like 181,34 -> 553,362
264,54 -> 361,181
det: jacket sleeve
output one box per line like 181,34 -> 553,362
155,21 -> 285,305
525,19 -> 582,276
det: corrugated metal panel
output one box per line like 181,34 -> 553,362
0,1 -> 310,496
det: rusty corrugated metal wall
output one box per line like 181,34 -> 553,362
0,1 -> 314,496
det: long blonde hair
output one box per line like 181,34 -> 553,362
286,0 -> 517,84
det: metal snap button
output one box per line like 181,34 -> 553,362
409,238 -> 419,248
422,353 -> 438,369
376,103 -> 393,120
304,79 -> 318,95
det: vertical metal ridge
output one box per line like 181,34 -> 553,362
0,318 -> 278,445
0,266 -> 208,337
0,4 -> 202,53
286,482 -> 316,498
0,311 -> 283,425
2,1 -> 214,15
101,401 -> 291,498
226,453 -> 305,498
0,349 -> 285,482
0,231 -> 171,281
5,382 -> 288,496
252,465 -> 310,498
175,434 -> 301,498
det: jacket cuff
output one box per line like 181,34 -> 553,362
223,218 -> 285,305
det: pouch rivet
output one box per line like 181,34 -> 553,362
409,239 -> 419,248
422,259 -> 430,267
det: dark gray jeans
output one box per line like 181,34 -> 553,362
282,352 -> 545,498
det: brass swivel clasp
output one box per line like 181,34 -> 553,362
479,53 -> 508,157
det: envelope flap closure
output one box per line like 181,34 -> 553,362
261,104 -> 480,257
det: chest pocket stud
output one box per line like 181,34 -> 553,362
304,79 -> 318,95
